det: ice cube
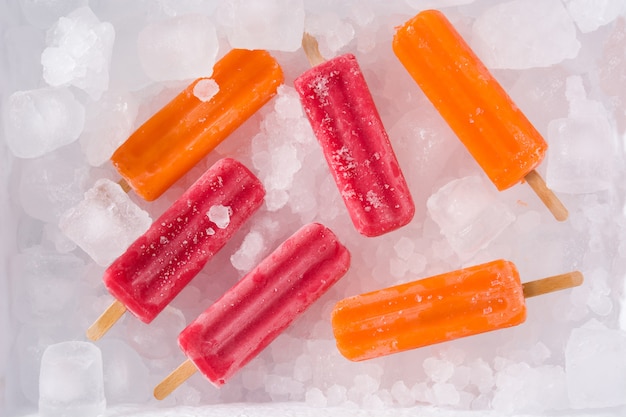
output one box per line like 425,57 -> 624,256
11,246 -> 85,325
192,78 -> 219,102
390,380 -> 415,406
38,341 -> 106,417
492,362 -> 568,413
305,387 -> 327,407
137,14 -> 218,81
19,146 -> 90,223
230,230 -> 265,272
546,116 -> 616,194
224,0 -> 305,52
423,357 -> 454,383
4,87 -> 85,159
305,12 -> 355,56
207,205 -> 232,229
99,339 -> 150,404
41,7 -> 115,100
472,0 -> 580,69
59,178 -> 152,266
427,176 -> 515,259
564,0 -> 625,33
566,323 -> 626,408
80,91 -> 139,166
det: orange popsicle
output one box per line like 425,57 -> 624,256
331,260 -> 582,361
393,10 -> 567,221
111,49 -> 283,201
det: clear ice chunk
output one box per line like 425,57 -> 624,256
471,0 -> 580,69
4,87 -> 85,159
41,6 -> 115,99
427,176 -> 515,259
224,0 -> 305,52
59,178 -> 152,266
546,116 -> 616,194
565,323 -> 626,408
19,146 -> 90,223
38,341 -> 106,417
137,14 -> 218,81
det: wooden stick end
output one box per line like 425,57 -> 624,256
117,178 -> 132,194
301,32 -> 326,67
524,170 -> 569,222
154,359 -> 197,400
86,299 -> 127,341
523,271 -> 584,299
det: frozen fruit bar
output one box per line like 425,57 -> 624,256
332,260 -> 582,361
112,49 -> 283,201
154,223 -> 350,398
87,158 -> 265,340
393,10 -> 567,221
295,52 -> 415,237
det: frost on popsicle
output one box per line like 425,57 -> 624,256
295,49 -> 415,237
87,158 -> 265,342
154,223 -> 351,399
393,9 -> 568,221
332,260 -> 583,362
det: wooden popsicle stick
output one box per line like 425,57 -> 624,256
86,299 -> 127,341
154,359 -> 198,400
117,178 -> 132,193
524,169 -> 568,222
522,271 -> 583,298
302,32 -> 326,67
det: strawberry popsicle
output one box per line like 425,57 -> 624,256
154,223 -> 351,399
86,158 -> 265,341
393,10 -> 568,221
112,49 -> 283,201
331,260 -> 583,361
294,42 -> 415,237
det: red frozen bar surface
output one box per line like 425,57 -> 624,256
103,158 -> 265,323
294,54 -> 415,237
178,222 -> 351,386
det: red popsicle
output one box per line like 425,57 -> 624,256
154,222 -> 351,398
295,44 -> 415,237
87,158 -> 265,340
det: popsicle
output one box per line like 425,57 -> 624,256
392,10 -> 568,222
331,259 -> 583,361
111,49 -> 283,201
294,36 -> 415,237
86,158 -> 265,341
154,222 -> 351,399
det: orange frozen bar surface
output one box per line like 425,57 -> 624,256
392,10 -> 547,191
111,49 -> 284,201
331,260 -> 526,361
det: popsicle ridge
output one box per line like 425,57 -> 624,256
393,10 -> 547,191
177,223 -> 350,387
112,49 -> 283,201
103,158 -> 265,323
295,54 -> 415,236
332,259 -> 526,361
